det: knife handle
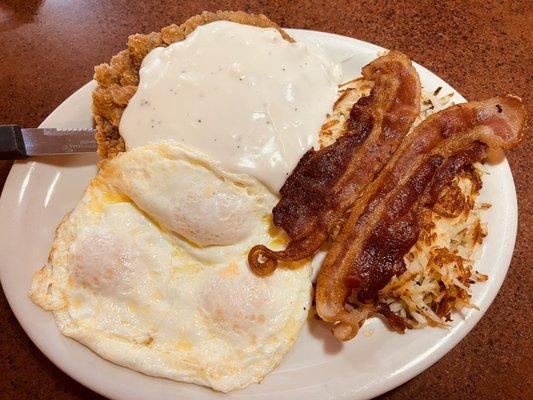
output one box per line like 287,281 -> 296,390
0,125 -> 27,159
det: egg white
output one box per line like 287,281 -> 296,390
30,141 -> 312,392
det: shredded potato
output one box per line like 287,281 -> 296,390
319,76 -> 489,331
379,169 -> 488,328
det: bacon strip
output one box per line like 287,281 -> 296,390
316,96 -> 527,340
248,51 -> 421,275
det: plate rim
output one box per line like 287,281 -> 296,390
0,28 -> 518,400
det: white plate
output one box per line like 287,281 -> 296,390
0,29 -> 518,400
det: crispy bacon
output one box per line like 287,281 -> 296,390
316,95 -> 527,340
248,51 -> 421,275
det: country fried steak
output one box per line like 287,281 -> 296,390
92,11 -> 291,162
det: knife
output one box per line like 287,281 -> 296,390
0,125 -> 97,159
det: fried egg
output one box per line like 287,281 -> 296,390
30,141 -> 312,392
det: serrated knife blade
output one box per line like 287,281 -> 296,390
0,125 -> 97,159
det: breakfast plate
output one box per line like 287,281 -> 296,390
0,29 -> 518,400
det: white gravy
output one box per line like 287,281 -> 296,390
119,21 -> 342,192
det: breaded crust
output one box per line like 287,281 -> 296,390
92,11 -> 292,161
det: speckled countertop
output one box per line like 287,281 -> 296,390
0,1 -> 531,399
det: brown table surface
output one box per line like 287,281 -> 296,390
0,1 -> 531,399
